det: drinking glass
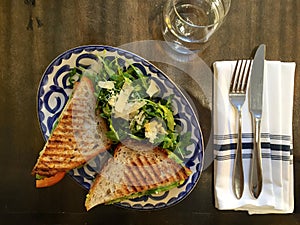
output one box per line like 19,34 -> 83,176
162,0 -> 231,54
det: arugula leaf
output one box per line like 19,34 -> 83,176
68,55 -> 192,159
158,103 -> 175,131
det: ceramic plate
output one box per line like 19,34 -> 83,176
37,45 -> 204,210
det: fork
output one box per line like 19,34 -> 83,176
229,60 -> 252,199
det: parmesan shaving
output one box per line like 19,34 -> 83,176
146,80 -> 159,97
144,120 -> 167,143
98,81 -> 115,90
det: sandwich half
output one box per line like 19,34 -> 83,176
85,142 -> 192,210
32,76 -> 112,187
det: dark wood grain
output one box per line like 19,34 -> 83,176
0,0 -> 299,224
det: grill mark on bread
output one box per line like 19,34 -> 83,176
136,156 -> 157,188
130,159 -> 150,188
85,141 -> 191,210
138,154 -> 166,186
32,77 -> 112,178
120,184 -> 131,196
124,172 -> 139,193
124,164 -> 144,192
145,156 -> 163,182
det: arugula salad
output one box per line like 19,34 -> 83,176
69,55 -> 191,160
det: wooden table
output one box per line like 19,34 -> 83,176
0,0 -> 299,224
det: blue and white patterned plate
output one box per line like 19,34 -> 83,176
37,45 -> 204,210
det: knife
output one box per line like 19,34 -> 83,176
249,44 -> 265,199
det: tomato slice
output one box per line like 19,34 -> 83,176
36,172 -> 66,188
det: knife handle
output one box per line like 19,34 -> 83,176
250,116 -> 263,198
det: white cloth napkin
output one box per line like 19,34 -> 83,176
213,60 -> 296,214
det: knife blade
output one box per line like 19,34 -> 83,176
249,44 -> 265,199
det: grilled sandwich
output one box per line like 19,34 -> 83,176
85,142 -> 192,210
32,76 -> 112,187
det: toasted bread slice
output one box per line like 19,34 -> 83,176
32,76 -> 112,180
85,142 -> 191,210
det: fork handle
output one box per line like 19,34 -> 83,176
232,110 -> 244,199
250,116 -> 263,198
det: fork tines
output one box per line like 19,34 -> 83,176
230,60 -> 253,93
